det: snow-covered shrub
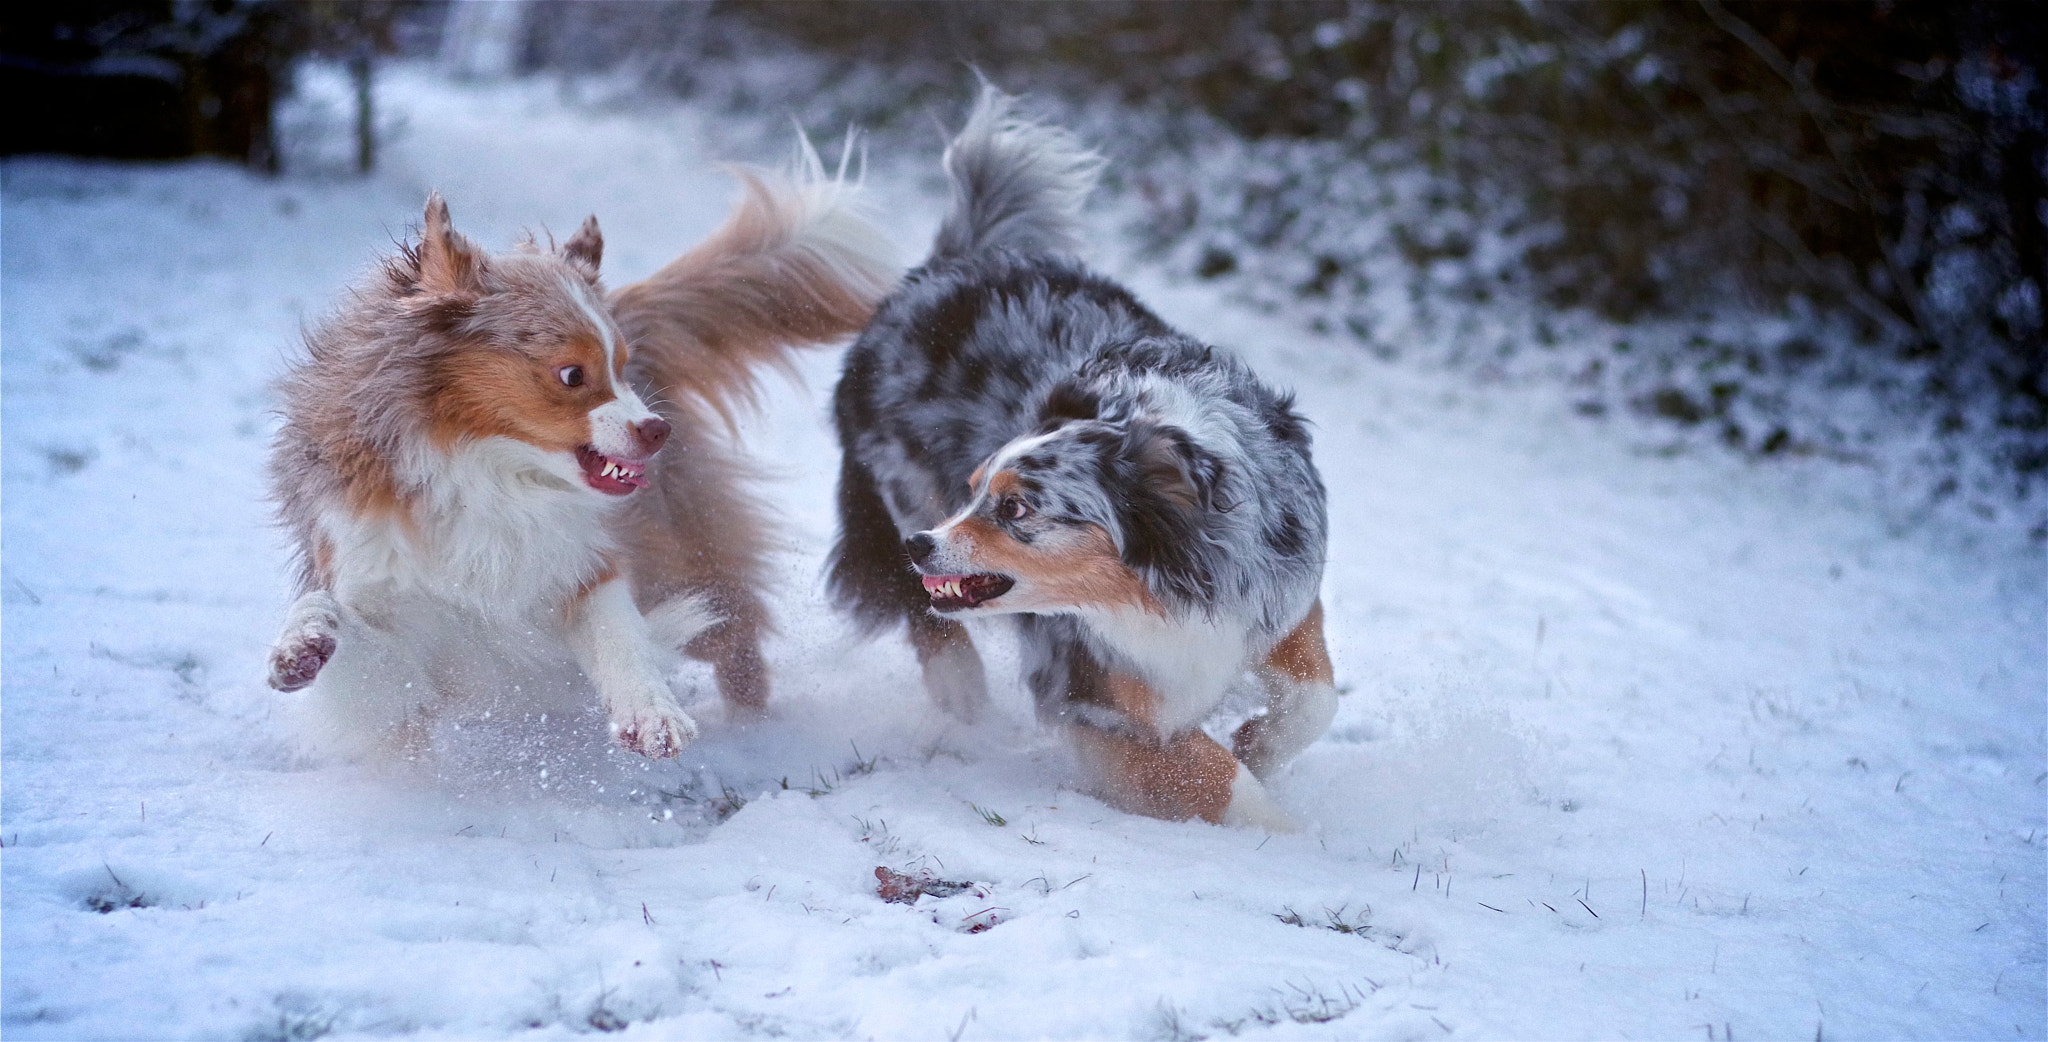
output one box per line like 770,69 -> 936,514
507,0 -> 2044,528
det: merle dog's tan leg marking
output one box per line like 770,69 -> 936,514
1071,671 -> 1298,831
908,613 -> 989,722
1232,600 -> 1339,779
1071,722 -> 1236,824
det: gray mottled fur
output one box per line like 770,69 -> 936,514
933,87 -> 1104,261
830,89 -> 1329,739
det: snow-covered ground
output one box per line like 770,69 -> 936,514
4,68 -> 2042,1041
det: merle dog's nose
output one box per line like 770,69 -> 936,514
904,532 -> 937,566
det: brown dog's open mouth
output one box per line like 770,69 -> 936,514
576,445 -> 650,496
922,572 -> 1015,611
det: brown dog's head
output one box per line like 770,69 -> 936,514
399,194 -> 669,496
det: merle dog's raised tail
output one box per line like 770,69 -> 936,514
931,86 -> 1104,261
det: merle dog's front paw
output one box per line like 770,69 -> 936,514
921,640 -> 989,724
268,631 -> 336,692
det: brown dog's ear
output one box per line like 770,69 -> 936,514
417,192 -> 485,295
562,214 -> 603,278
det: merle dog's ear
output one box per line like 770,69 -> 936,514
1114,421 -> 1228,606
416,192 -> 486,295
562,214 -> 603,279
1032,385 -> 1100,436
1126,421 -> 1232,514
1038,382 -> 1100,428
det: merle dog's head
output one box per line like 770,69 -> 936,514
903,385 -> 1231,618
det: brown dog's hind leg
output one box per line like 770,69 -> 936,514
619,414 -> 778,719
683,596 -> 770,716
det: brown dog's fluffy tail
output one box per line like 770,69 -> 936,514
610,139 -> 899,424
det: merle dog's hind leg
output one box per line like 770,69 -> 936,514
268,589 -> 341,692
1232,600 -> 1339,779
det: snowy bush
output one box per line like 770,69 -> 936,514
501,0 -> 2043,528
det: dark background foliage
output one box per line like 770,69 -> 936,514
0,1 -> 419,170
7,0 -> 2042,517
531,0 -> 2048,509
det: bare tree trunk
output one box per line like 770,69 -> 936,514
349,46 -> 373,175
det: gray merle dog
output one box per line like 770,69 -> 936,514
829,89 -> 1337,830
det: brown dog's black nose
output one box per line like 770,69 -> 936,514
904,532 -> 937,565
635,417 -> 671,455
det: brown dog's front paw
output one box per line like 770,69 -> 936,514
268,632 -> 336,692
610,703 -> 699,759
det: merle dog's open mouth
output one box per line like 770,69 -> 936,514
922,572 -> 1015,611
576,445 -> 649,495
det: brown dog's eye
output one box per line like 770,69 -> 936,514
1001,497 -> 1033,522
558,365 -> 584,387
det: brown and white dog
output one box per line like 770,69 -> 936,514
266,153 -> 895,759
